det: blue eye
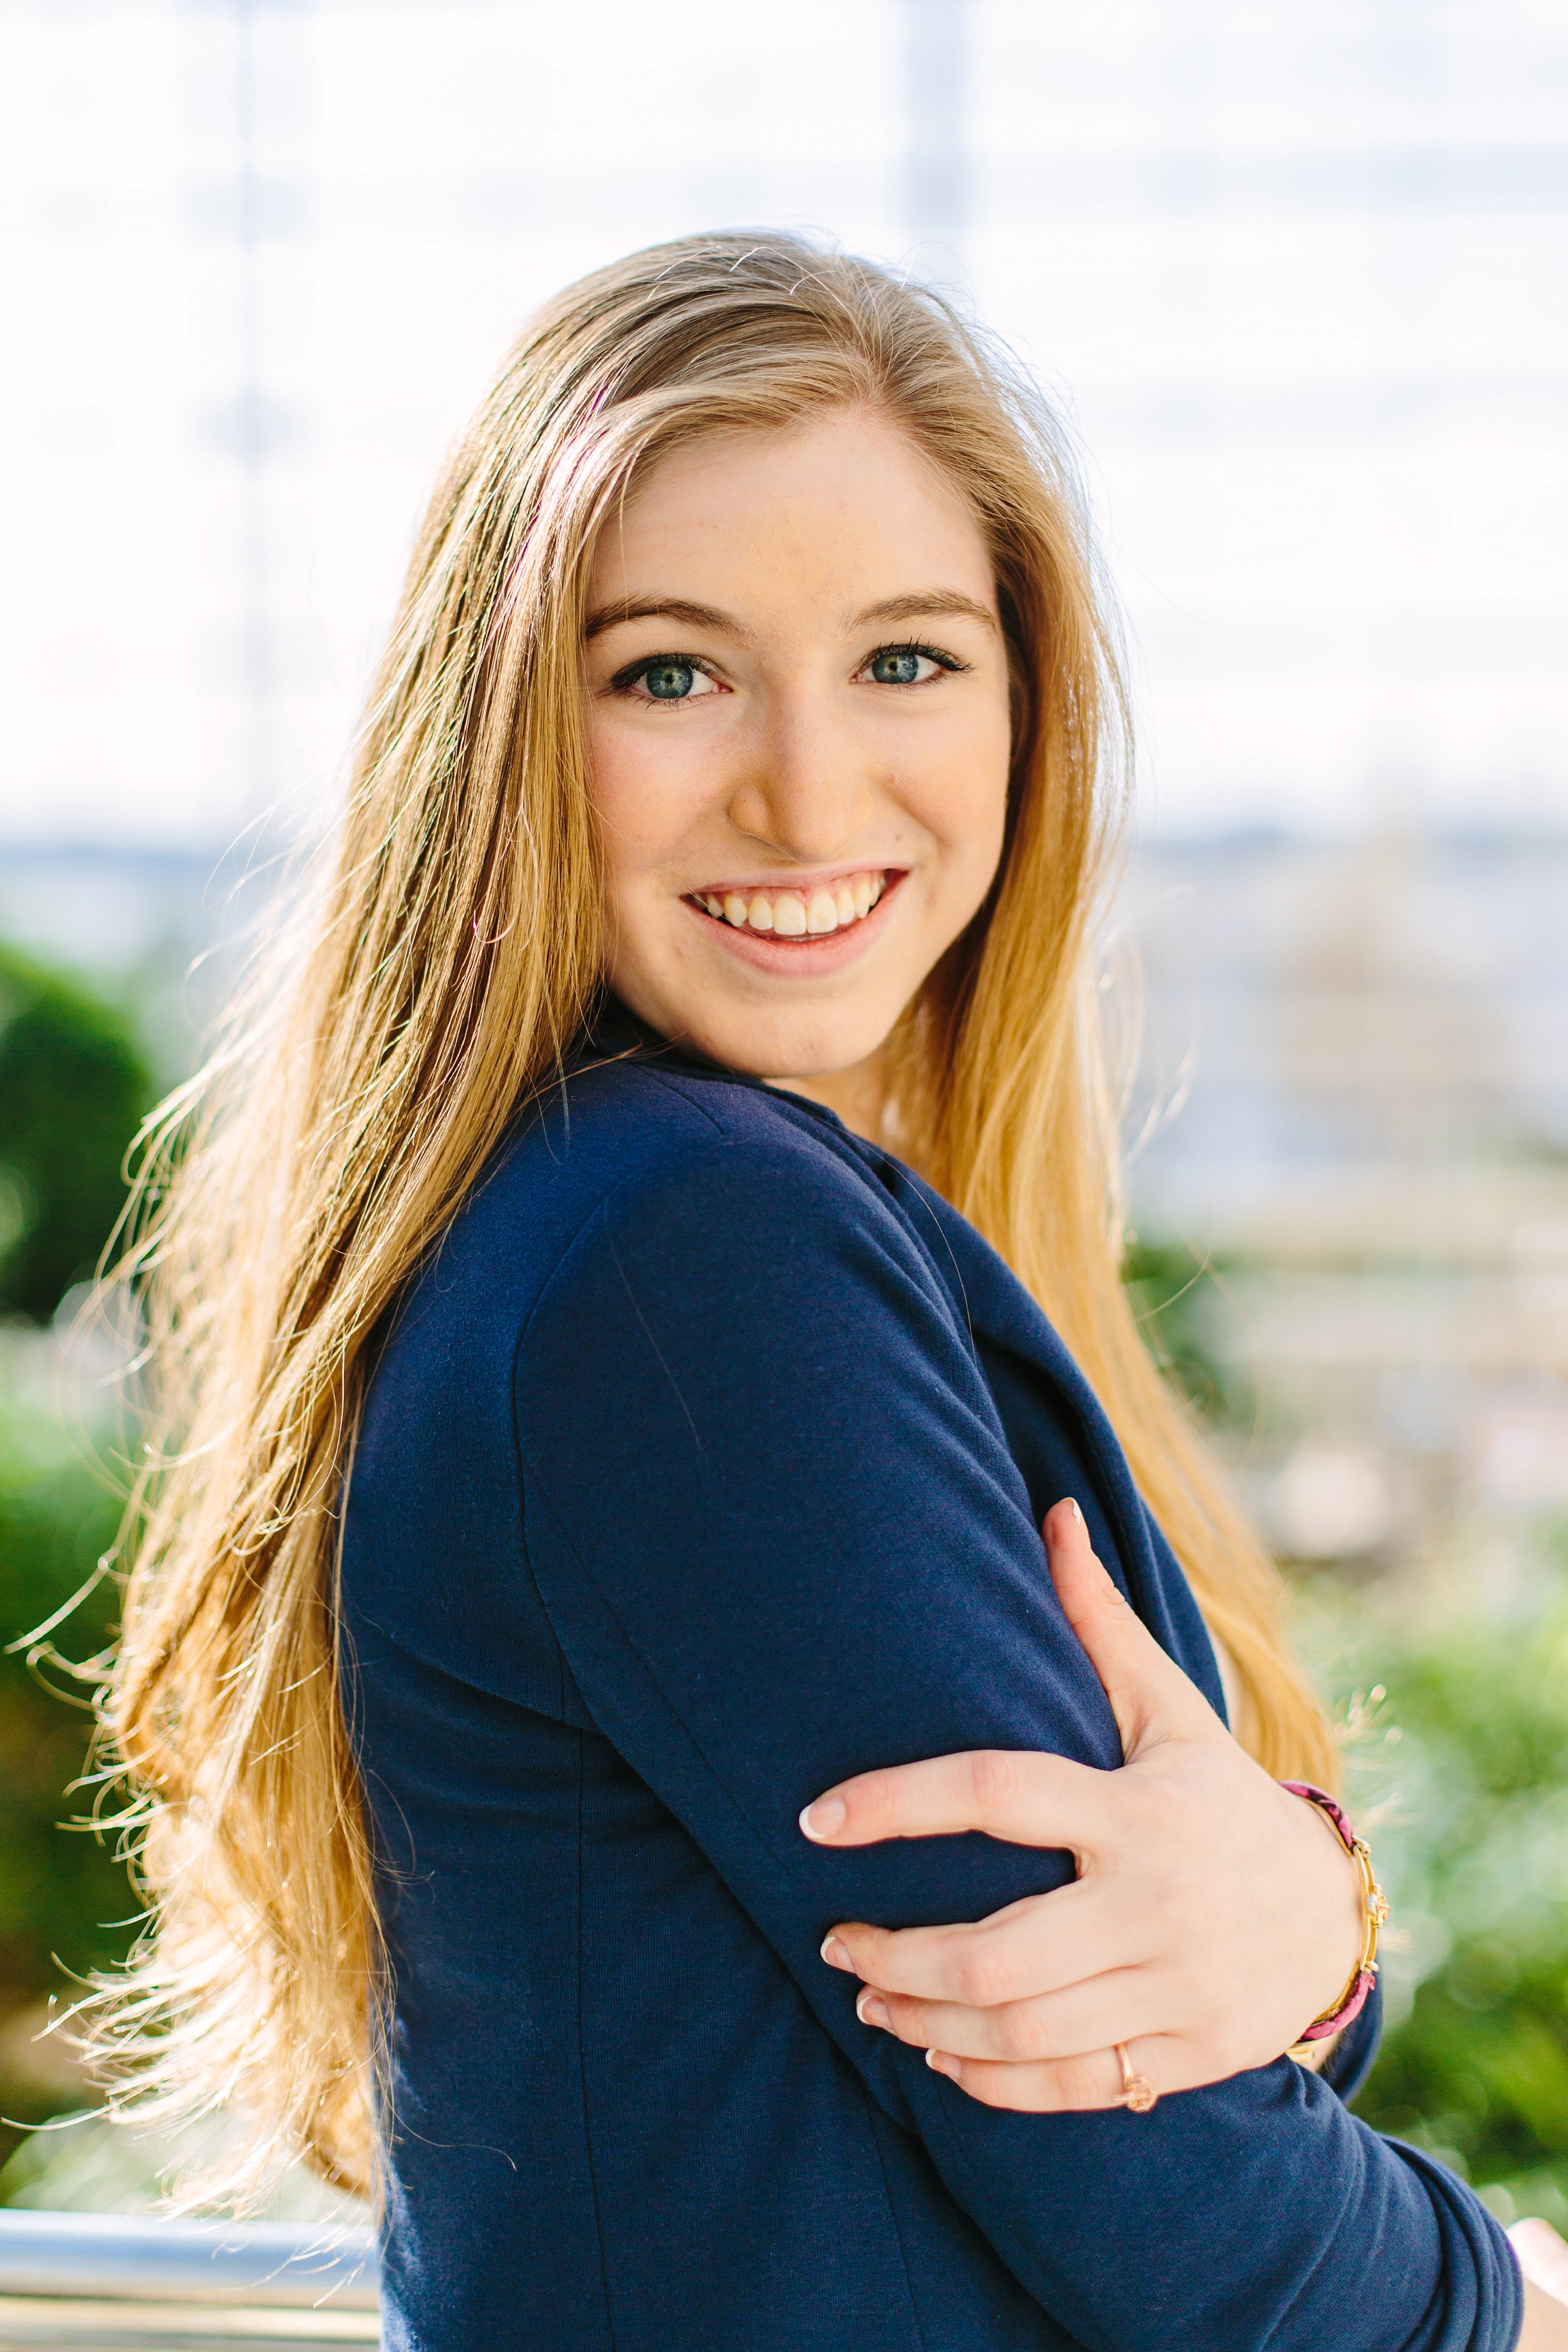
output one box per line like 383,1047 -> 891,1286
868,648 -> 926,685
642,659 -> 696,699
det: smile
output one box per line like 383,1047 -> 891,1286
686,870 -> 889,940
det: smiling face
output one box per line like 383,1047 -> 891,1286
582,406 -> 1013,1130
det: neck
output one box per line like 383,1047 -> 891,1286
766,1047 -> 887,1144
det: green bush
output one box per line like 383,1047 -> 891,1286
0,946 -> 149,1324
0,947 -> 148,2175
1319,1537 -> 1568,2222
1122,1236 -> 1249,1427
0,1390 -> 138,2176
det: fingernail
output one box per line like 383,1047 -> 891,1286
926,2049 -> 958,2079
856,1990 -> 891,2030
800,1796 -> 847,1841
820,1935 -> 853,1970
1068,1498 -> 1084,1526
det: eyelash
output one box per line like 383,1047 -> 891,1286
608,639 -> 969,702
608,651 -> 724,699
870,639 -> 968,680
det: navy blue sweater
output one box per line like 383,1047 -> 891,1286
340,1015 -> 1519,2351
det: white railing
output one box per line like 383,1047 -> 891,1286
0,2210 -> 380,2347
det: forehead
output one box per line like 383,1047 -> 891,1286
587,408 -> 994,605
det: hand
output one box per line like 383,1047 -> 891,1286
801,1498 -> 1366,2110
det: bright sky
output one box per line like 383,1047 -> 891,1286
1,0 -> 1564,847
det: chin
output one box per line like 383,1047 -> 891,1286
685,995 -> 899,1083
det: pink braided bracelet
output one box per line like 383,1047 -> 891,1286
1280,1780 -> 1390,2047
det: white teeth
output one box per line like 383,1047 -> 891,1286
691,870 -> 888,939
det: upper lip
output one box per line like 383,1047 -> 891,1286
685,863 -> 899,898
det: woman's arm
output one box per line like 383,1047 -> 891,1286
806,1497 -> 1370,2108
515,1138 -> 1519,2352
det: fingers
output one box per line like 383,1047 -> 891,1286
823,1882 -> 1129,2005
801,1743 -> 1114,1852
797,1500 -> 1225,1853
856,1964 -> 1166,2067
922,2037 -> 1192,2114
925,2040 -> 1126,2111
1041,1498 -> 1221,1756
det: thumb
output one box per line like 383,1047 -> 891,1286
1043,1498 -> 1221,1758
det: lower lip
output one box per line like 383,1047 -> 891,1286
682,874 -> 907,975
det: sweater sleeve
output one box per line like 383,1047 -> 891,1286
512,1138 -> 1520,2352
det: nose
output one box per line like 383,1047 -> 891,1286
724,696 -> 877,867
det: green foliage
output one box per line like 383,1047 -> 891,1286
1121,1236 -> 1242,1425
1311,1538 -> 1568,2223
0,1390 -> 139,2173
0,943 -> 149,2174
1128,1230 -> 1568,2214
0,1436 -> 126,1986
0,946 -> 150,1323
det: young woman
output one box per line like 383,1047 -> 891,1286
105,234 -> 1556,2348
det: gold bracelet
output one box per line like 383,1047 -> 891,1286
1280,1782 -> 1389,2058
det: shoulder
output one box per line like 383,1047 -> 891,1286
512,1091 -> 1002,1528
404,1055 -> 936,1350
510,1060 -> 973,1385
542,1052 -> 841,1184
509,1055 -> 906,1259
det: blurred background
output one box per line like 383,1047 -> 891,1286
0,0 -> 1565,2225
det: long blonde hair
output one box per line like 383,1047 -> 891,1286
95,231 -> 1335,2207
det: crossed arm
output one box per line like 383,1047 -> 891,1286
801,1495 -> 1368,2110
518,1145 -> 1524,2348
802,1497 -> 1568,2348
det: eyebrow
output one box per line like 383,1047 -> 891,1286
583,597 -> 746,643
850,591 -> 998,634
582,588 -> 998,643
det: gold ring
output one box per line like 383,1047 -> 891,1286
1116,2042 -> 1157,2114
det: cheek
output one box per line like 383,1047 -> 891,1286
587,716 -> 708,886
910,707 -> 1012,878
